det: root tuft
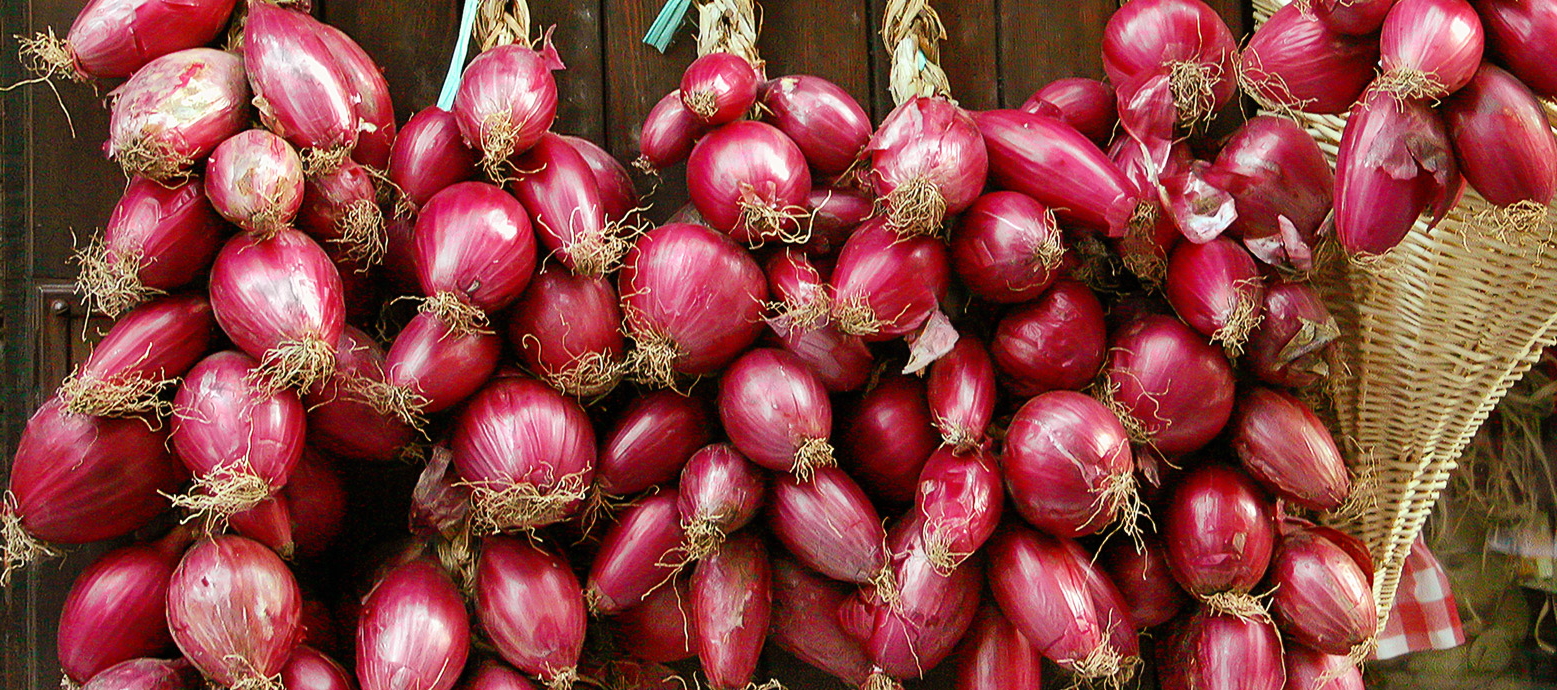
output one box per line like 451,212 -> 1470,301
74,239 -> 158,318
564,225 -> 633,277
625,327 -> 684,391
299,145 -> 350,179
463,471 -> 591,535
1213,282 -> 1264,356
332,200 -> 387,268
1474,199 -> 1553,244
924,527 -> 971,575
1167,59 -> 1223,127
861,671 -> 902,690
1097,470 -> 1151,552
679,517 -> 728,564
939,423 -> 981,455
883,177 -> 947,238
58,370 -> 177,419
869,563 -> 901,610
1,493 -> 60,586
1064,642 -> 1142,689
765,286 -> 831,336
791,437 -> 836,482
1369,68 -> 1450,102
419,292 -> 493,336
545,667 -> 578,690
545,351 -> 625,399
249,336 -> 336,393
738,199 -> 812,246
112,135 -> 194,182
1200,590 -> 1272,622
349,377 -> 430,429
478,112 -> 520,182
1118,208 -> 1167,288
168,465 -> 274,526
1093,378 -> 1153,446
683,91 -> 718,120
832,296 -> 889,338
17,30 -> 81,82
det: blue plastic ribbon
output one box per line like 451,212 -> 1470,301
437,0 -> 484,110
644,0 -> 694,53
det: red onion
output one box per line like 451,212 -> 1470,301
764,248 -> 830,337
619,223 -> 767,387
20,0 -> 236,81
772,321 -> 874,393
171,350 -> 305,519
356,558 -> 470,690
680,52 -> 760,125
1165,237 -> 1265,352
585,489 -> 686,615
388,107 -> 478,215
205,129 -> 306,237
453,40 -> 563,178
1102,0 -> 1238,125
313,22 -> 395,171
0,396 -> 181,583
298,158 -> 386,268
767,467 -> 892,590
1375,0 -> 1484,100
915,447 -> 1002,573
1246,280 -> 1337,388
414,181 -> 537,333
361,311 -> 501,428
1163,464 -> 1276,618
1024,78 -> 1118,145
410,445 -> 470,539
838,374 -> 938,504
593,390 -> 713,499
760,75 -> 873,177
1231,387 -> 1350,511
864,519 -> 983,685
304,326 -> 413,462
867,96 -> 988,237
1444,61 -> 1557,224
687,120 -> 812,244
1157,609 -> 1285,690
1239,4 -> 1379,116
803,186 -> 873,255
1478,0 -> 1557,97
976,109 -> 1147,237
560,135 -> 639,222
58,293 -> 214,418
988,525 -> 1142,685
613,573 -> 696,663
1002,390 -> 1140,540
770,556 -> 872,686
512,133 -> 630,276
82,658 -> 200,690
1309,0 -> 1396,35
1285,641 -> 1365,690
229,495 -> 294,558
506,265 -> 625,398
1334,90 -> 1459,256
830,219 -> 950,340
453,376 -> 596,534
283,451 -> 346,560
465,660 -> 540,690
281,646 -> 353,690
209,229 -> 345,392
167,535 -> 303,690
75,176 -> 223,318
636,90 -> 710,173
477,536 -> 586,690
992,279 -> 1107,397
677,443 -> 765,562
1204,116 -> 1332,270
691,530 -> 771,690
955,604 -> 1044,690
926,337 -> 996,451
950,191 -> 1064,304
105,47 -> 249,181
244,3 -> 360,175
1102,314 -> 1235,455
58,528 -> 190,683
1270,523 -> 1376,656
1100,534 -> 1189,628
719,348 -> 835,479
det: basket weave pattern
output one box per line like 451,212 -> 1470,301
1255,0 -> 1557,629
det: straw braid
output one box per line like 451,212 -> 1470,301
695,0 -> 763,68
474,0 -> 532,51
882,0 -> 952,105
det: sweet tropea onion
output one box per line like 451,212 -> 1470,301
1021,78 -> 1118,145
453,39 -> 564,179
208,229 -> 345,392
1443,62 -> 1557,229
1002,391 -> 1141,540
281,646 -> 354,690
1203,116 -> 1333,270
975,109 -> 1148,237
506,265 -> 626,398
477,537 -> 586,690
1477,0 -> 1557,98
838,374 -> 939,505
950,191 -> 1065,304
868,96 -> 989,237
19,0 -> 237,81
677,443 -> 765,563
926,337 -> 996,451
75,176 -> 223,318
243,3 -> 360,175
687,120 -> 813,244
1285,642 -> 1365,690
767,467 -> 894,593
585,490 -> 685,616
1163,464 -> 1276,618
863,518 -> 983,687
81,658 -> 200,690
355,558 -> 470,690
312,21 -> 395,171
692,531 -> 772,690
305,328 -> 413,463
1310,0 -> 1397,35
612,575 -> 695,664
1334,90 -> 1459,256
105,47 -> 249,182
356,311 -> 501,430
388,107 -> 479,215
1102,314 -> 1235,455
1269,522 -> 1376,657
680,52 -> 760,126
511,133 -> 631,276
166,536 -> 303,690
915,447 -> 1002,573
592,390 -> 713,500
760,75 -> 873,177
1238,4 -> 1379,116
297,159 -> 386,268
413,181 -> 538,334
58,293 -> 215,418
1230,387 -> 1350,511
1100,534 -> 1189,628
1157,609 -> 1285,690
830,219 -> 951,341
636,90 -> 710,173
1102,0 -> 1239,126
991,279 -> 1108,397
771,556 -> 872,687
58,528 -> 191,683
1246,280 -> 1338,388
954,604 -> 1044,690
1374,0 -> 1484,101
1165,237 -> 1265,353
205,129 -> 306,238
562,134 -> 640,223
719,348 -> 835,480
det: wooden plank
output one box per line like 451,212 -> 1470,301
532,1 -> 605,144
601,0 -> 698,221
996,0 -> 1112,107
760,0 -> 873,112
322,0 -> 461,120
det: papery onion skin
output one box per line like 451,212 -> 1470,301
691,530 -> 771,690
1477,0 -> 1557,97
453,41 -> 562,177
205,129 -> 306,237
281,646 -> 354,690
79,177 -> 224,318
1285,641 -> 1366,690
58,529 -> 190,683
355,558 -> 471,690
767,467 -> 887,585
1024,77 -> 1118,145
476,536 -> 586,689
770,556 -> 872,686
593,390 -> 714,498
687,120 -> 813,244
166,535 -> 303,689
171,350 -> 306,504
414,181 -> 538,318
464,660 -> 540,690
975,109 -> 1144,237
1376,0 -> 1484,100
30,0 -> 238,80
244,3 -> 360,168
950,191 -> 1065,304
1157,609 -> 1285,690
1102,0 -> 1239,124
506,264 -> 625,398
62,293 -> 215,418
389,107 -> 479,215
865,521 -> 983,681
1205,116 -> 1332,269
1443,62 -> 1557,210
916,447 -> 1003,572
1239,4 -> 1379,116
1163,464 -> 1276,605
1246,280 -> 1337,388
81,658 -> 201,690
1002,391 -> 1135,539
829,219 -> 951,341
619,223 -> 767,383
613,573 -> 696,663
1334,90 -> 1459,256
313,21 -> 395,171
510,133 -> 622,276
680,52 -> 760,126
991,279 -> 1108,397
868,96 -> 989,237
926,337 -> 997,451
1104,314 -> 1236,456
1231,387 -> 1350,511
1269,524 -> 1377,656
1165,237 -> 1265,352
719,348 -> 835,478
105,47 -> 250,182
838,374 -> 939,505
761,75 -> 872,177
637,90 -> 710,172
305,326 -> 414,462
585,489 -> 686,616
1100,533 -> 1190,628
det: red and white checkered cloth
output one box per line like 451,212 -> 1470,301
1373,538 -> 1467,660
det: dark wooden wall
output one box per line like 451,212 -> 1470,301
0,1 -> 1247,687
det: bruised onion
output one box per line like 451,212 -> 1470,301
205,129 -> 306,237
1003,391 -> 1140,539
355,558 -> 470,690
1238,4 -> 1379,116
1157,609 -> 1285,690
1246,280 -> 1338,388
1374,0 -> 1484,100
719,348 -> 835,479
1023,77 -> 1118,145
1334,90 -> 1459,256
58,529 -> 190,683
105,48 -> 249,181
1102,314 -> 1235,456
976,109 -> 1146,237
585,489 -> 685,616
20,0 -> 237,81
991,279 -> 1107,397
477,536 -> 586,690
770,556 -> 871,686
511,133 -> 630,276
507,266 -> 625,398
244,3 -> 360,174
413,181 -> 537,333
915,447 -> 1002,573
209,229 -> 345,391
677,443 -> 765,563
453,40 -> 563,178
950,191 -> 1064,304
680,52 -> 760,125
388,107 -> 478,215
868,96 -> 988,237
830,219 -> 951,341
1443,62 -> 1557,224
59,293 -> 214,418
1231,387 -> 1350,511
593,390 -> 713,499
1163,464 -> 1276,618
1204,115 -> 1332,270
691,531 -> 771,690
167,536 -> 303,690
687,120 -> 813,244
838,374 -> 938,504
75,176 -> 224,318
359,311 -> 501,429
761,75 -> 872,177
767,467 -> 891,590
636,90 -> 710,173
1165,237 -> 1265,352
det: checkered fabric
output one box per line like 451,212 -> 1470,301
1374,538 -> 1467,660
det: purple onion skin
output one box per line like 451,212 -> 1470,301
476,537 -> 586,687
462,660 -> 541,690
355,558 -> 471,690
760,75 -> 873,177
1001,390 -> 1133,539
770,556 -> 872,686
691,531 -> 772,690
1285,641 -> 1365,690
58,531 -> 189,683
1334,87 -> 1459,257
1208,116 -> 1333,269
954,603 -> 1044,690
1158,608 -> 1286,690
166,536 -> 303,689
1245,280 -> 1337,389
1478,0 -> 1557,97
678,443 -> 766,538
838,374 -> 939,504
595,390 -> 714,497
80,658 -> 201,690
281,646 -> 354,690
866,525 -> 983,681
1162,464 -> 1277,600
767,467 -> 886,584
1026,77 -> 1118,145
1239,4 -> 1380,115
1230,387 -> 1350,512
1100,533 -> 1190,629
1312,0 -> 1396,35
1269,525 -> 1377,656
1105,314 -> 1236,456
992,279 -> 1108,397
613,573 -> 696,664
718,348 -> 834,476
1443,61 -> 1557,209
585,489 -> 686,616
951,191 -> 1065,305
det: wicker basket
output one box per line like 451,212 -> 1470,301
1253,0 -> 1557,630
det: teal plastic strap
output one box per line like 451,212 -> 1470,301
437,0 -> 485,110
644,0 -> 694,53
